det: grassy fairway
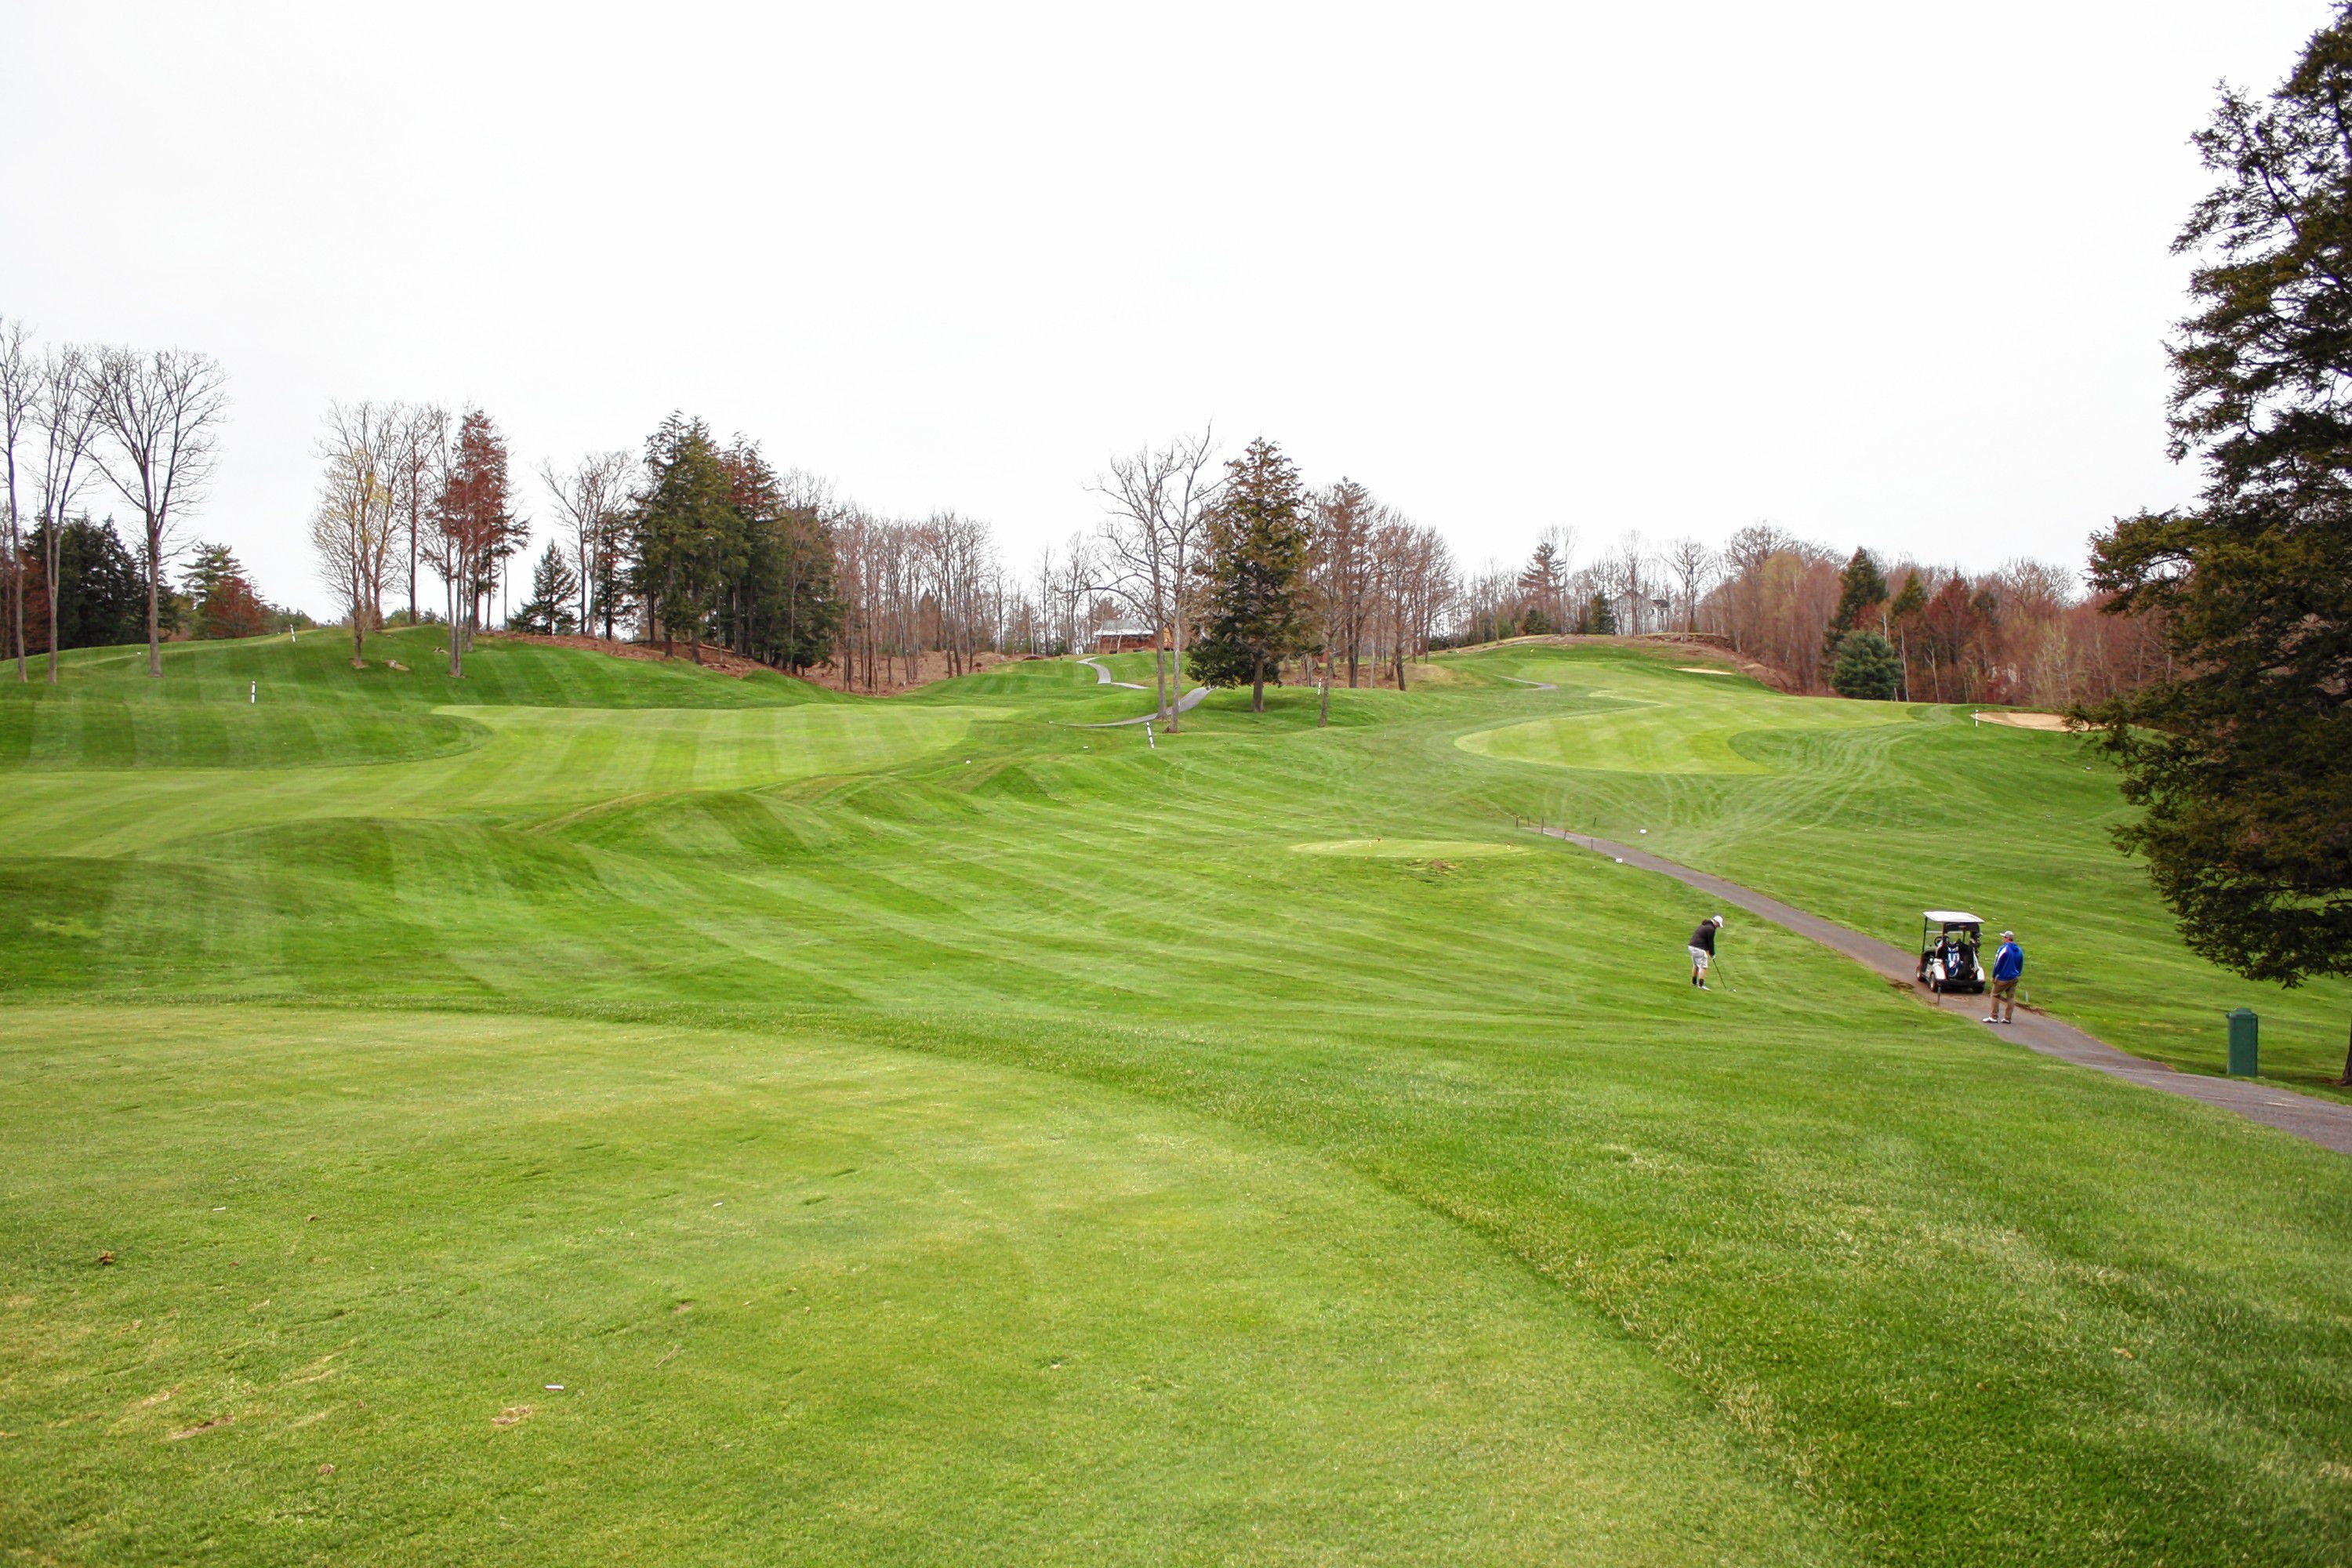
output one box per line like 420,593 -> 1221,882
2,1007 -> 1846,1566
1446,642 -> 2352,1092
4,628 -> 2350,1565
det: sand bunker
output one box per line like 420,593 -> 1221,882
1973,710 -> 2074,732
1676,666 -> 1738,677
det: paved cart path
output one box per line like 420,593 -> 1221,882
1080,684 -> 1213,728
1538,826 -> 2352,1156
1080,658 -> 1148,689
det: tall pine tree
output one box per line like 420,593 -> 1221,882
1823,547 -> 1889,663
630,414 -> 739,662
2089,7 -> 2352,1081
1189,437 -> 1311,713
513,540 -> 580,635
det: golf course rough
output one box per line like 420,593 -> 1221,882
2,628 -> 2349,1566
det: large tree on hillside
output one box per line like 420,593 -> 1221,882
512,539 -> 581,635
197,574 -> 270,640
631,413 -> 739,662
1886,570 -> 1926,699
31,343 -> 101,684
2088,6 -> 2352,1082
1189,437 -> 1311,713
1091,427 -> 1219,728
1308,478 -> 1382,724
430,408 -> 513,678
310,402 -> 398,665
1666,538 -> 1713,634
1095,441 -> 1188,721
0,321 -> 31,681
1516,537 -> 1563,637
1830,630 -> 1902,700
30,517 -> 145,652
87,347 -> 227,677
390,404 -> 449,625
716,440 -> 840,672
1822,547 -> 1888,663
539,449 -> 631,637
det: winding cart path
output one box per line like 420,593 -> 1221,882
1538,826 -> 2352,1156
1079,658 -> 1148,690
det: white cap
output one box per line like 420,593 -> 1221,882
2001,929 -> 2014,938
1711,914 -> 1726,926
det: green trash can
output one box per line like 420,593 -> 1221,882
2226,1008 -> 2259,1076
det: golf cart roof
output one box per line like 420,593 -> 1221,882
1923,910 -> 1984,925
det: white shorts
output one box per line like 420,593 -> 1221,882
1689,946 -> 1712,971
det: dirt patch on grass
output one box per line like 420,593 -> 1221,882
804,648 -> 1020,695
1292,839 -> 1523,860
1973,710 -> 2075,732
492,1404 -> 534,1428
492,633 -> 784,681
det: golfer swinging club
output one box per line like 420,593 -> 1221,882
1689,914 -> 1726,989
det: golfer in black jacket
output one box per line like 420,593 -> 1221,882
1689,914 -> 1725,989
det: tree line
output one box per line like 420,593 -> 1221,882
0,321 -> 232,681
0,319 -> 2164,726
1450,523 -> 2165,710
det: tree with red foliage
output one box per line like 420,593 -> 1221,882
430,408 -> 514,678
198,574 -> 270,640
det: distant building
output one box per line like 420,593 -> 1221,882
1094,619 -> 1162,653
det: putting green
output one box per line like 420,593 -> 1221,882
1457,693 -> 1914,775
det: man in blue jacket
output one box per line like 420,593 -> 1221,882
1986,930 -> 2024,1023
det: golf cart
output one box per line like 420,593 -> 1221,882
1917,911 -> 1987,994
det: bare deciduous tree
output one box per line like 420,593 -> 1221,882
1367,510 -> 1452,690
1094,443 -> 1181,718
0,320 -> 32,680
1666,537 -> 1714,633
33,346 -> 102,684
1310,478 -> 1376,689
88,347 -> 228,677
539,449 -> 632,637
310,402 -> 401,665
389,404 -> 449,625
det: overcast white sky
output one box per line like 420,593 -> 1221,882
5,2 -> 2331,612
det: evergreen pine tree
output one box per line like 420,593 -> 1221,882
1823,547 -> 1889,662
179,542 -> 243,608
630,414 -> 739,661
514,540 -> 580,634
2089,7 -> 2352,1080
1587,592 -> 1617,635
1188,437 -> 1312,713
1829,630 -> 1903,699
